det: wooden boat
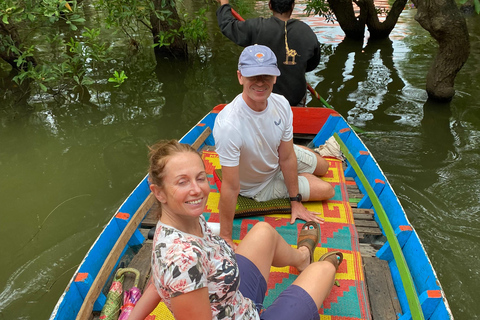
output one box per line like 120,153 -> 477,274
49,105 -> 453,320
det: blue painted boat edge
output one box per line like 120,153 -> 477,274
314,113 -> 454,319
49,174 -> 151,320
49,109 -> 218,320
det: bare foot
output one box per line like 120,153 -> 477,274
296,245 -> 311,273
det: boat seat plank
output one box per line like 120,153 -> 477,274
363,256 -> 402,320
123,241 -> 153,292
352,208 -> 375,215
355,219 -> 380,228
355,226 -> 383,236
192,126 -> 212,150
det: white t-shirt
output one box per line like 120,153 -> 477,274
213,93 -> 293,198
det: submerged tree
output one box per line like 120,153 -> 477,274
306,0 -> 470,101
411,0 -> 470,101
306,0 -> 408,40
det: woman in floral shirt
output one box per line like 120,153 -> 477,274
128,140 -> 343,320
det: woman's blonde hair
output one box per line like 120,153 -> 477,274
147,140 -> 200,218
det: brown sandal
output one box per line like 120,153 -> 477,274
318,251 -> 344,270
297,221 -> 320,263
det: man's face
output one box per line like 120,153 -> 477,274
238,71 -> 277,106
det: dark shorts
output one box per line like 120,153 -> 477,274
236,254 -> 320,320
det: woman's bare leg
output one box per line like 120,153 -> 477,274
235,222 -> 310,282
292,261 -> 337,309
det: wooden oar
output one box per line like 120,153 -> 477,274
307,83 -> 333,110
307,84 -> 364,133
231,8 -> 244,21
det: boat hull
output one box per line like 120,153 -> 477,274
50,106 -> 453,320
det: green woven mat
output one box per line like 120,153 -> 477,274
214,169 -> 291,217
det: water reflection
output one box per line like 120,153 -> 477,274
315,37 -> 406,127
421,100 -> 456,169
1,3 -> 480,320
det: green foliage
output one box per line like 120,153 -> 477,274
95,0 -> 209,51
304,0 -> 388,22
0,0 -> 209,100
108,70 -> 128,87
0,0 -> 84,30
180,9 -> 209,49
304,0 -> 336,23
459,0 -> 480,13
10,26 -> 111,95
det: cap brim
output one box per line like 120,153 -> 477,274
240,66 -> 281,77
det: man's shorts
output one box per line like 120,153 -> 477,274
237,254 -> 320,320
253,145 -> 318,202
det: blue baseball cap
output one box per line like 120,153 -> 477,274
238,45 -> 281,77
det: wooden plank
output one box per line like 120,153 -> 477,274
349,193 -> 364,199
123,241 -> 153,292
355,226 -> 383,236
354,213 -> 375,221
76,193 -> 155,320
363,256 -> 402,320
359,243 -> 378,257
354,219 -> 379,228
352,208 -> 374,215
192,126 -> 211,150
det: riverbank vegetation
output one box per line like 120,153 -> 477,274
0,0 -> 474,103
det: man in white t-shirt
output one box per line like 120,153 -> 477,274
213,45 -> 334,247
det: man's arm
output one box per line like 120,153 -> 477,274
306,42 -> 321,72
278,139 -> 324,225
216,0 -> 256,47
218,165 -> 240,248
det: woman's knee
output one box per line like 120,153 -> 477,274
308,261 -> 337,277
251,221 -> 276,237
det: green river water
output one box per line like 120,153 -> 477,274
0,3 -> 479,319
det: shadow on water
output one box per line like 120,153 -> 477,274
420,99 -> 456,170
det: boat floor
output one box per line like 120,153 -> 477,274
91,150 -> 402,320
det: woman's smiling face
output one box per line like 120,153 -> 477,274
152,151 -> 210,220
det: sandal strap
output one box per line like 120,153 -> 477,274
297,221 -> 320,263
318,251 -> 343,270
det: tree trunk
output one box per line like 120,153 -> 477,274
149,0 -> 188,59
327,0 -> 367,40
412,0 -> 470,101
0,20 -> 36,70
366,0 -> 408,39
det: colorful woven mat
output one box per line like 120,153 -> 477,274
146,150 -> 370,319
203,151 -> 370,320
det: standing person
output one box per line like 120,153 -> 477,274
216,0 -> 321,107
213,45 -> 334,248
127,139 -> 343,320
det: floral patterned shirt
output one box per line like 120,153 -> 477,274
151,216 -> 259,319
